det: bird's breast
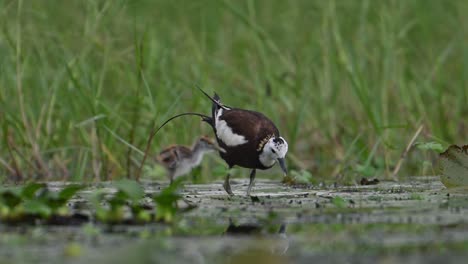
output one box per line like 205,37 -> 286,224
218,144 -> 269,169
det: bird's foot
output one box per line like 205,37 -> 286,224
246,185 -> 253,197
223,180 -> 234,196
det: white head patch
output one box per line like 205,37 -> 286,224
259,137 -> 288,167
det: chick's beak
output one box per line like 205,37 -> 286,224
277,158 -> 288,176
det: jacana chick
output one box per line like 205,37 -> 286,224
156,136 -> 223,183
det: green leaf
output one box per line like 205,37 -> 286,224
155,179 -> 183,205
0,191 -> 22,209
59,185 -> 84,200
332,196 -> 348,208
415,141 -> 444,153
23,200 -> 51,218
108,192 -> 128,210
90,191 -> 106,211
0,186 -> 22,196
21,183 -> 47,199
136,210 -> 151,222
113,179 -> 144,201
154,193 -> 181,208
153,178 -> 184,222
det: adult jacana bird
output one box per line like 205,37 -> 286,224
198,88 -> 289,196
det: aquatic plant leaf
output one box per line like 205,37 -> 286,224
153,178 -> 184,222
113,179 -> 144,201
90,191 -> 106,211
439,145 -> 468,188
154,178 -> 183,204
332,196 -> 348,208
58,185 -> 85,201
21,183 -> 47,199
0,191 -> 22,209
108,192 -> 128,209
20,186 -> 80,212
23,200 -> 51,218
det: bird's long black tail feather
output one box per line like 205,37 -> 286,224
154,112 -> 212,134
212,93 -> 221,119
195,85 -> 228,112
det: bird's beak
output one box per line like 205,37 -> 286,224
277,158 -> 288,176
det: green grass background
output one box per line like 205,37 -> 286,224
0,0 -> 466,183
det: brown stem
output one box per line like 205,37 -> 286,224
391,125 -> 424,180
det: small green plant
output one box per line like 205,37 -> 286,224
287,169 -> 316,185
4,179 -> 191,225
410,193 -> 423,200
153,178 -> 189,223
92,178 -> 190,224
0,183 -> 84,221
92,179 -> 148,223
331,196 -> 348,209
40,184 -> 85,216
0,184 -> 36,219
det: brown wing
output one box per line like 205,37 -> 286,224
219,109 -> 280,145
175,146 -> 192,159
156,145 -> 192,169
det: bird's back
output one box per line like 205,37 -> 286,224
156,145 -> 192,170
218,109 -> 279,144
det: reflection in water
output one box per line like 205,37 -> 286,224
273,224 -> 289,255
222,219 -> 290,263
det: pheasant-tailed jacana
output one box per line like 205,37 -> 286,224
198,89 -> 289,196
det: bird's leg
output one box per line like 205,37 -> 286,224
223,169 -> 234,196
246,169 -> 256,196
168,171 -> 174,185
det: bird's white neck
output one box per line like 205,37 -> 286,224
259,152 -> 276,168
189,145 -> 209,167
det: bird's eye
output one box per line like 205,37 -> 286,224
272,149 -> 276,154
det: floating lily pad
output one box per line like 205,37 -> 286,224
439,145 -> 468,188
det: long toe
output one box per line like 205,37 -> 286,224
246,186 -> 253,197
223,182 -> 234,196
